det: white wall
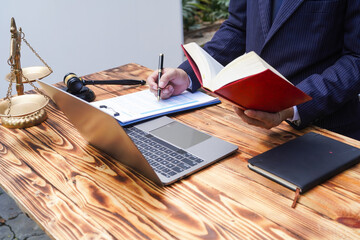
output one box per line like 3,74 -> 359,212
0,0 -> 184,97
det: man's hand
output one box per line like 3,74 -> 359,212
234,106 -> 294,129
147,68 -> 190,99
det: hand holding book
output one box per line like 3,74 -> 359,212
234,107 -> 294,130
181,42 -> 312,113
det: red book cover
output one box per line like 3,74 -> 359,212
181,44 -> 312,112
214,70 -> 311,112
181,44 -> 204,85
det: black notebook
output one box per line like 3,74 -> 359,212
248,132 -> 360,207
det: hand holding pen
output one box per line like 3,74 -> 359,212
146,57 -> 191,100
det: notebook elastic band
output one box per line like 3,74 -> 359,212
291,188 -> 301,208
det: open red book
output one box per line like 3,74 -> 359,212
181,42 -> 311,113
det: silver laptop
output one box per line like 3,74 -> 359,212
37,80 -> 238,185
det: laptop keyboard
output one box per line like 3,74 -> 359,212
125,126 -> 204,178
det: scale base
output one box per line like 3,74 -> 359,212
1,109 -> 47,129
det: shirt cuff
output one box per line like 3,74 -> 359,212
288,106 -> 301,126
187,75 -> 193,90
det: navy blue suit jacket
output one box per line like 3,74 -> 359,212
179,0 -> 360,138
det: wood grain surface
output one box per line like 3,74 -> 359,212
0,63 -> 359,239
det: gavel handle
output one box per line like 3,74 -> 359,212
83,79 -> 146,85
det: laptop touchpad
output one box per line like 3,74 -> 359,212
150,121 -> 211,149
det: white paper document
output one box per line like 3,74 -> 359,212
90,89 -> 220,126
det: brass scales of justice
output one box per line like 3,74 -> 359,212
0,18 -> 52,129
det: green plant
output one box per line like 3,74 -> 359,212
182,0 -> 199,31
182,0 -> 229,31
206,0 -> 230,22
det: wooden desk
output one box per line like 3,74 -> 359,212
0,63 -> 359,239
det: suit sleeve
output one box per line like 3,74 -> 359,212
178,0 -> 247,92
294,1 -> 360,129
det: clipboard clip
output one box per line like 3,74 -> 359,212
99,105 -> 120,117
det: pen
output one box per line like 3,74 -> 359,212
157,53 -> 164,101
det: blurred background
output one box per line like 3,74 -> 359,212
0,0 -> 229,99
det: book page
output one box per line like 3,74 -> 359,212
183,43 -> 223,87
90,89 -> 218,124
213,52 -> 291,90
213,52 -> 266,90
256,57 -> 291,84
248,164 -> 299,191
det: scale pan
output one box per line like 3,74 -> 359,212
5,66 -> 51,83
0,94 -> 49,117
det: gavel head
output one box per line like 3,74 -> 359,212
63,73 -> 96,102
63,73 -> 84,93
